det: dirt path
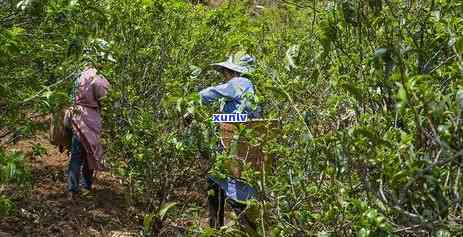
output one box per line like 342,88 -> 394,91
0,134 -> 140,237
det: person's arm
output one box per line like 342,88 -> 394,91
199,81 -> 242,104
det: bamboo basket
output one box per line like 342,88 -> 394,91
219,119 -> 281,177
49,107 -> 72,152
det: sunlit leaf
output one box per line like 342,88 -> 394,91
157,201 -> 177,220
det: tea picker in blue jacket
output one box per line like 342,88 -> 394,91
184,54 -> 261,234
184,53 -> 261,122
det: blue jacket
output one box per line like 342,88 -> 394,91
199,77 -> 260,118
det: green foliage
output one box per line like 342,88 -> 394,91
31,143 -> 47,159
143,201 -> 178,235
1,0 -> 463,235
0,148 -> 31,216
0,149 -> 31,184
0,195 -> 15,216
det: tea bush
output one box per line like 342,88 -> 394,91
1,0 -> 462,235
0,148 -> 31,216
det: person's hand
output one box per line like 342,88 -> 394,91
183,112 -> 193,125
63,107 -> 73,129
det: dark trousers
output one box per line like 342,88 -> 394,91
207,180 -> 258,234
208,181 -> 226,228
68,134 -> 93,193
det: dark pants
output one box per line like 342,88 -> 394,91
68,134 -> 93,193
207,178 -> 258,233
208,181 -> 226,228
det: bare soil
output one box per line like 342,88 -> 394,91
0,134 -> 140,237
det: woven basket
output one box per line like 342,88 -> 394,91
220,119 -> 280,177
49,107 -> 72,152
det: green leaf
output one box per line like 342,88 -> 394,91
176,97 -> 182,112
457,90 -> 463,110
157,201 -> 177,220
8,162 -> 16,180
202,227 -> 218,237
433,229 -> 451,237
143,213 -> 155,233
357,228 -> 370,237
124,133 -> 133,143
285,44 -> 300,70
317,231 -> 332,237
8,27 -> 24,38
454,37 -> 463,55
396,84 -> 408,110
16,0 -> 32,10
365,208 -> 378,221
374,48 -> 388,59
189,65 -> 202,79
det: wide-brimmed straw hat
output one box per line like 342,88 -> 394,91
211,53 -> 256,74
